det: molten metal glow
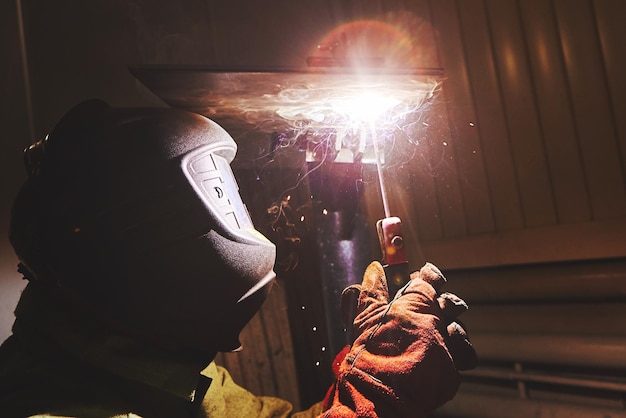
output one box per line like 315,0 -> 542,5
331,92 -> 401,124
270,79 -> 437,132
274,78 -> 438,163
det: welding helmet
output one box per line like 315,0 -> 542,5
9,99 -> 276,354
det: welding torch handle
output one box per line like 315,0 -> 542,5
376,217 -> 411,297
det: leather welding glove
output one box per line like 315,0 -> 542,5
321,261 -> 476,418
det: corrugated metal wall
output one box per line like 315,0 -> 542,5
378,0 -> 626,271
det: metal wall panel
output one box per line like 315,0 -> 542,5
553,0 -> 626,220
415,0 -> 626,268
520,0 -> 592,224
421,1 -> 469,239
457,0 -> 525,232
429,0 -> 495,236
594,0 -> 626,170
485,0 -> 558,228
403,159 -> 445,241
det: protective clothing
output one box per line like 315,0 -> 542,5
9,100 -> 276,354
322,261 -> 477,417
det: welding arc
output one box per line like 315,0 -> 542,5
370,124 -> 391,218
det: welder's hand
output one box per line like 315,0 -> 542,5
322,261 -> 477,418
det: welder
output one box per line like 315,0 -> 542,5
0,100 -> 476,417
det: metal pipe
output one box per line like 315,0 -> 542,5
462,302 -> 626,337
470,333 -> 626,369
435,389 -> 626,418
464,366 -> 626,393
444,257 -> 626,303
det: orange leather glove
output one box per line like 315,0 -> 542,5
322,261 -> 477,418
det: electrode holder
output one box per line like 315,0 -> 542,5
376,216 -> 410,297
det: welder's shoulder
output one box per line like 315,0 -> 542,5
200,362 -> 292,417
291,401 -> 325,418
201,362 -> 323,418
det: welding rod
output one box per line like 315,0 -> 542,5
370,126 -> 391,218
369,125 -> 410,296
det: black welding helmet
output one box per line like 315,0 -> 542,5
10,100 -> 276,353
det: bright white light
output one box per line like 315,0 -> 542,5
332,93 -> 401,124
267,78 -> 438,135
206,75 -> 440,163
